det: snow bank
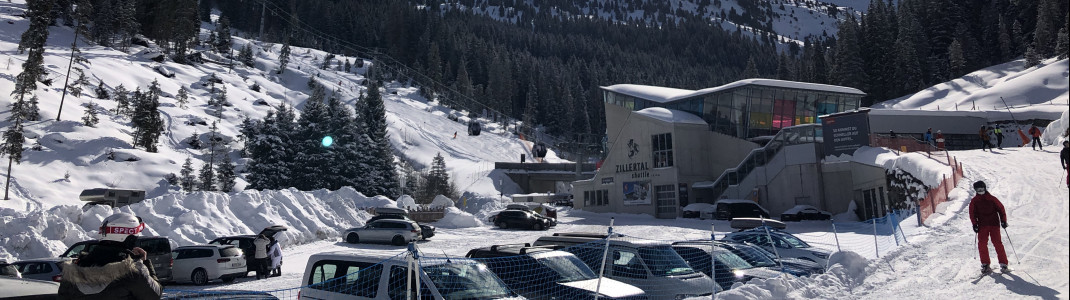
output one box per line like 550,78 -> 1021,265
429,195 -> 456,208
826,147 -> 953,188
1042,108 -> 1069,146
395,195 -> 418,210
432,207 -> 482,229
0,187 -> 390,261
714,251 -> 869,299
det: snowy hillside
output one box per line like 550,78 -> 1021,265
0,1 -> 549,211
872,57 -> 1069,121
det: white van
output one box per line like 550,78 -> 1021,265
300,251 -> 525,300
532,233 -> 719,300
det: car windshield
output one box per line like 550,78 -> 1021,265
637,246 -> 696,276
424,262 -> 513,300
775,234 -> 811,248
725,245 -> 778,268
535,253 -> 598,283
713,249 -> 754,269
61,243 -> 96,258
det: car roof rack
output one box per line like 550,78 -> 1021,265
551,232 -> 621,238
489,243 -> 531,251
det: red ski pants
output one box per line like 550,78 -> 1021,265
977,226 -> 1009,265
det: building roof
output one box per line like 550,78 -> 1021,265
603,79 -> 867,104
635,107 -> 708,125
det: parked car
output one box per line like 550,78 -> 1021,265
170,245 -> 246,285
208,225 -> 287,277
0,276 -> 60,299
681,203 -> 715,219
669,241 -> 782,290
11,258 -> 70,283
60,236 -> 174,282
368,208 -> 436,240
343,219 -> 422,246
722,229 -> 831,267
716,241 -> 824,276
712,199 -> 770,220
301,251 -> 523,300
489,209 -> 556,230
466,243 -> 646,299
533,233 -> 718,300
163,290 -> 280,299
779,205 -> 832,221
0,260 -> 21,278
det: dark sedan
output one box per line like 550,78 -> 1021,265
780,205 -> 832,222
489,209 -> 556,230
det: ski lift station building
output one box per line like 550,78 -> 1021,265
571,79 -> 904,219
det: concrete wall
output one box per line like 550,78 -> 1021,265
820,161 -> 888,215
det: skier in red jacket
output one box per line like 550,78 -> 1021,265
968,180 -> 1009,274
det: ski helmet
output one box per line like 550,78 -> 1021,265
973,181 -> 987,189
99,213 -> 145,242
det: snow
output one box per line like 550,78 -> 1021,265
431,207 -> 482,229
824,146 -> 952,187
635,107 -> 708,125
604,78 -> 865,104
429,195 -> 455,209
395,195 -> 417,210
872,58 -> 1068,121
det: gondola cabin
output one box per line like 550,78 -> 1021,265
468,121 -> 482,136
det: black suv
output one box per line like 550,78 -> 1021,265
489,209 -> 556,230
61,236 -> 174,282
466,244 -> 646,299
368,214 -> 435,240
208,225 -> 287,277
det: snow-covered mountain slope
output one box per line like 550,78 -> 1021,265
0,1 -> 548,212
872,57 -> 1069,121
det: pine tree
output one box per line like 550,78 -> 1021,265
113,84 -> 130,115
216,150 -> 237,192
213,84 -> 228,118
238,43 -> 254,67
82,102 -> 99,126
187,131 -> 201,149
277,42 -> 291,74
831,14 -> 866,89
246,104 -> 298,190
361,82 -> 400,197
176,87 -> 189,109
741,57 -> 759,78
214,17 -> 233,55
321,53 -> 335,70
180,157 -> 197,192
1032,0 -> 1058,57
1024,45 -> 1040,68
197,161 -> 215,191
292,91 -> 331,190
948,39 -> 966,78
95,80 -> 109,99
1,118 -> 25,200
344,59 -> 352,73
423,152 -> 453,202
25,95 -> 41,121
130,81 -> 164,152
117,0 -> 138,51
998,16 -> 1014,61
69,69 -> 90,98
1056,25 -> 1069,60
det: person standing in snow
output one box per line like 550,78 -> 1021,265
935,130 -> 946,150
58,213 -> 162,300
1061,140 -> 1069,188
253,234 -> 270,279
1028,125 -> 1043,150
923,128 -> 934,147
993,126 -> 1004,149
969,181 -> 1009,274
979,126 -> 993,151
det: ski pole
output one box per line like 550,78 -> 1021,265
1002,227 -> 1022,264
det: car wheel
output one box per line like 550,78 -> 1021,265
346,233 -> 359,244
221,276 -> 235,283
533,223 -> 544,230
192,268 -> 209,286
392,235 -> 406,246
497,222 -> 507,229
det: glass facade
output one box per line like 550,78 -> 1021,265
606,85 -> 861,140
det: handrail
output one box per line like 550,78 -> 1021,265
705,124 -> 822,199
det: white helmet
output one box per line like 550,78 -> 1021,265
99,213 -> 145,242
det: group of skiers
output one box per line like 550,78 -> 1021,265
976,124 -> 1045,151
922,128 -> 947,150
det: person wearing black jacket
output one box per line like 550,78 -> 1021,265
59,213 -> 162,300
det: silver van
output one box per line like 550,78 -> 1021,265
300,251 -> 524,300
532,233 -> 719,300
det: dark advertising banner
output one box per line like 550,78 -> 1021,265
822,111 -> 870,156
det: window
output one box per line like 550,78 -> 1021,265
610,249 -> 647,279
584,190 -> 609,206
388,266 -> 433,300
651,133 -> 673,168
220,247 -> 242,257
307,260 -> 382,298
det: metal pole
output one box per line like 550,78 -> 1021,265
56,29 -> 80,121
710,224 -> 719,293
872,214 -> 880,258
1002,227 -> 1021,264
832,223 -> 842,252
760,217 -> 784,262
595,217 -> 614,298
